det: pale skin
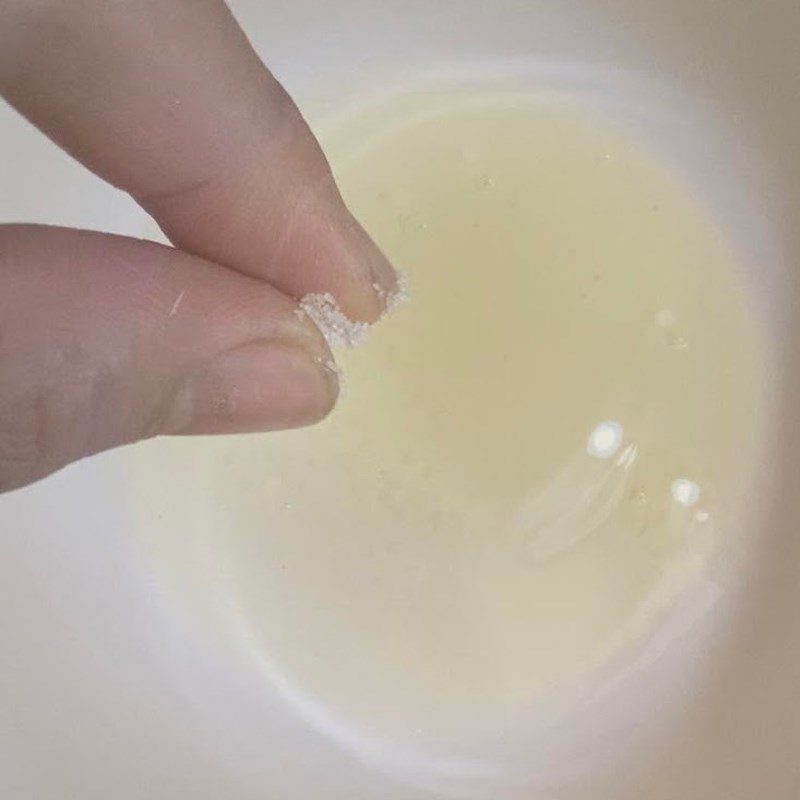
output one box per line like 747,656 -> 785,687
0,0 -> 397,492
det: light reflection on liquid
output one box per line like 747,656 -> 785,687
519,421 -> 706,564
587,421 -> 624,459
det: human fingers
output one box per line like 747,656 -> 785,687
0,224 -> 338,492
0,0 -> 396,322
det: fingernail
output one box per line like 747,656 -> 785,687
345,217 -> 403,320
166,341 -> 339,435
369,246 -> 400,308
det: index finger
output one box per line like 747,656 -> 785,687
0,0 -> 397,322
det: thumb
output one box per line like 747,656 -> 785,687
0,225 -> 338,493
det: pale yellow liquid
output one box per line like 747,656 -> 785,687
127,88 -> 762,739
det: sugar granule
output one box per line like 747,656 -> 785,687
299,292 -> 370,349
299,270 -> 409,349
386,270 -> 410,313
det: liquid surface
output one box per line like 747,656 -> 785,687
128,87 -> 761,738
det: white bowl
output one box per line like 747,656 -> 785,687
1,2 -> 798,798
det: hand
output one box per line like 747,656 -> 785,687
0,0 -> 396,493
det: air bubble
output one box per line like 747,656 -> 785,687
671,478 -> 700,507
655,309 -> 689,350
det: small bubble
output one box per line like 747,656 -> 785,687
694,510 -> 711,523
672,478 -> 700,507
475,173 -> 495,190
655,309 -> 689,350
630,488 -> 648,506
665,330 -> 689,350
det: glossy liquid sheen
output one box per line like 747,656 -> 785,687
129,88 -> 762,737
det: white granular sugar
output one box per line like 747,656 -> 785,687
300,271 -> 408,349
299,292 -> 371,348
386,270 -> 410,314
